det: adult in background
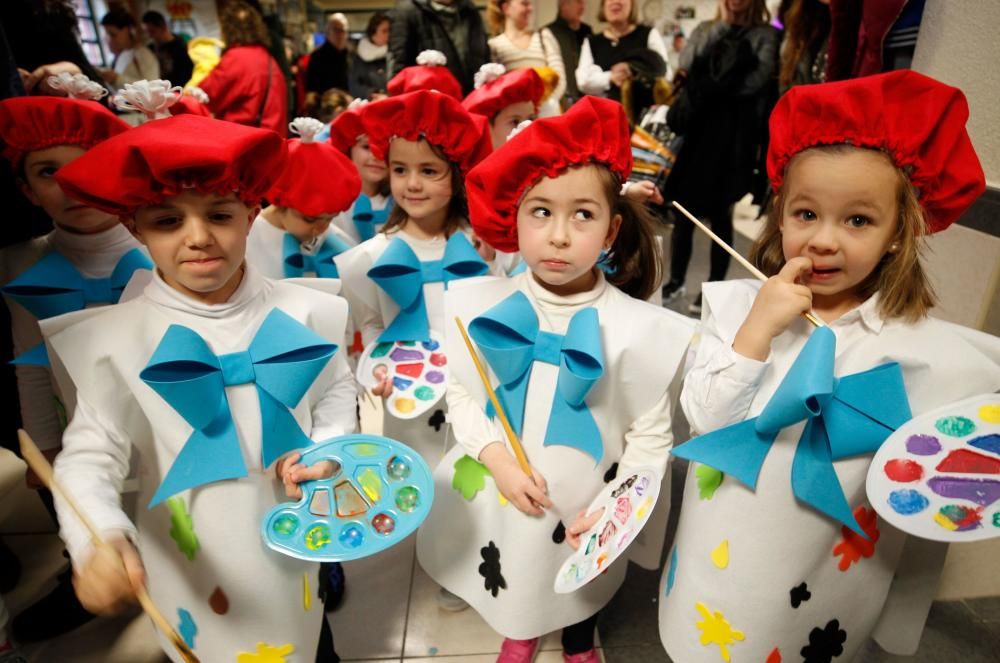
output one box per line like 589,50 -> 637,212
778,0 -> 830,94
387,0 -> 489,95
661,0 -> 779,315
99,7 -> 160,88
307,13 -> 351,97
487,0 -> 565,116
350,12 -> 390,100
546,0 -> 592,108
198,0 -> 287,134
142,10 -> 194,87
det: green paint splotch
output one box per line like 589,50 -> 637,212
452,455 -> 491,501
695,465 -> 724,500
167,496 -> 200,561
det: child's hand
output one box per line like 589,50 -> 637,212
73,534 -> 145,615
624,180 -> 665,205
371,364 -> 394,398
277,452 -> 337,499
480,442 -> 553,516
471,233 -> 497,262
733,257 -> 814,361
566,507 -> 605,550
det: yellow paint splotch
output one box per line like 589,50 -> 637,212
695,601 -> 744,662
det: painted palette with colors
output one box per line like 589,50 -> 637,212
262,434 -> 434,561
867,393 -> 1000,542
356,334 -> 448,419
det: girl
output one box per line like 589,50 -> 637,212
463,63 -> 545,149
335,90 -> 496,467
659,70 -> 1000,662
246,116 -> 360,280
415,96 -> 694,662
49,112 -> 356,662
385,49 -> 463,100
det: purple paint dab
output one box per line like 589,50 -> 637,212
426,371 -> 445,384
390,348 -> 424,362
968,434 -> 1000,456
927,476 -> 1000,507
905,434 -> 941,456
888,489 -> 929,515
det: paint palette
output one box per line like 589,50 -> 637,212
867,393 -> 1000,542
261,434 -> 434,561
356,334 -> 448,419
554,467 -> 661,593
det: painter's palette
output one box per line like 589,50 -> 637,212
356,334 -> 448,419
554,468 -> 661,593
867,394 -> 1000,542
262,434 -> 434,561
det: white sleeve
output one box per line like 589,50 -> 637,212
309,350 -> 359,441
576,39 -> 611,95
5,298 -> 64,451
680,312 -> 770,436
540,29 -> 567,104
445,373 -> 506,460
647,28 -> 671,79
53,396 -> 137,567
618,381 -> 675,479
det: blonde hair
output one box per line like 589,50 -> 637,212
486,0 -> 507,36
598,0 -> 639,24
715,0 -> 771,27
750,145 -> 935,321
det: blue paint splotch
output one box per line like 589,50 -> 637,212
177,608 -> 197,649
665,546 -> 678,596
968,433 -> 1000,456
888,489 -> 929,515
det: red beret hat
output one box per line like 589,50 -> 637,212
267,118 -> 362,216
467,96 -> 632,253
327,103 -> 366,154
0,97 -> 129,167
363,90 -> 492,175
170,94 -> 212,117
462,65 -> 545,119
56,115 -> 287,217
768,70 -> 986,233
386,50 -> 463,100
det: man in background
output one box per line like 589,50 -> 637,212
142,10 -> 194,86
546,0 -> 591,107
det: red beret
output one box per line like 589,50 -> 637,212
327,105 -> 365,154
363,90 -> 492,175
0,97 -> 129,167
170,95 -> 212,117
462,67 -> 545,119
267,118 -> 362,216
768,70 -> 985,233
56,115 -> 287,217
386,51 -> 462,100
467,96 -> 632,253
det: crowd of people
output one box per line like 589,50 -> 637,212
1,1 -> 995,663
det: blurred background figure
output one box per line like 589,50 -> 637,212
350,12 -> 390,101
98,6 -> 159,88
142,10 -> 194,88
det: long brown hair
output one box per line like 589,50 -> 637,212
219,0 -> 270,49
380,138 -> 468,238
750,145 -> 935,321
715,0 -> 772,27
779,0 -> 830,89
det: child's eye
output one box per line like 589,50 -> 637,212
36,166 -> 58,178
210,213 -> 233,223
530,206 -> 551,219
847,215 -> 870,228
795,209 -> 817,221
421,167 -> 438,177
391,166 -> 405,175
153,216 -> 180,227
574,209 -> 595,221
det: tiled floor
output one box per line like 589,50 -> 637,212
2,221 -> 998,662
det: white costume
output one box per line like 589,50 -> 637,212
0,224 -> 147,450
416,271 -> 694,639
331,194 -> 392,245
245,212 -> 356,281
659,280 -> 1000,662
46,268 -> 357,663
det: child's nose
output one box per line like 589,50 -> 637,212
807,220 -> 839,252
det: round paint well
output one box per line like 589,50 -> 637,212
338,523 -> 365,549
887,489 -> 929,515
395,485 -> 420,512
387,456 -> 411,480
934,505 -> 982,532
884,459 -> 923,482
425,371 -> 445,384
372,513 -> 396,535
935,416 -> 977,438
304,523 -> 332,550
978,404 -> 1000,424
905,434 -> 941,456
414,386 -> 435,401
271,513 -> 300,538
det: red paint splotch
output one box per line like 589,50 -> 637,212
766,647 -> 782,663
832,506 -> 880,572
884,459 -> 924,482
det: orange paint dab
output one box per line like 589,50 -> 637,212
832,506 -> 880,572
766,647 -> 782,663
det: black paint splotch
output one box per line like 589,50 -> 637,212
603,462 -> 619,483
479,541 -> 507,597
428,409 -> 446,432
790,582 -> 811,608
801,619 -> 847,663
552,521 -> 566,544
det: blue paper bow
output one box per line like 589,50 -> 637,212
139,308 -> 338,507
352,195 -> 393,242
282,232 -> 351,279
672,326 -> 912,535
469,290 -> 606,463
1,248 -> 152,320
368,233 -> 488,342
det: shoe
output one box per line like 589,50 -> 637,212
436,587 -> 469,612
661,280 -> 686,302
563,650 -> 600,663
688,293 -> 702,316
0,539 -> 21,593
319,562 -> 345,613
10,570 -> 95,643
497,637 -> 540,663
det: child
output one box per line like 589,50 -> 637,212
415,97 -> 694,662
47,113 -> 357,662
462,63 -> 545,149
335,90 -> 496,468
327,101 -> 394,245
386,49 -> 463,100
246,116 -> 361,279
659,70 -> 1000,662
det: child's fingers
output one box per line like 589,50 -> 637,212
778,256 -> 813,282
529,467 -> 549,495
118,543 -> 146,595
513,492 -> 544,516
524,480 -> 553,510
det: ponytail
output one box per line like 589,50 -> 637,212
595,167 -> 662,300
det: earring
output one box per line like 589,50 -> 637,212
889,242 -> 900,252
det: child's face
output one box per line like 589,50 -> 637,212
282,208 -> 334,244
517,165 -> 621,296
388,138 -> 453,224
129,191 -> 255,303
490,101 -> 536,149
780,148 -> 899,305
18,145 -> 119,234
349,135 -> 388,186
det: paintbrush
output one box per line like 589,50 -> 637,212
18,429 -> 200,663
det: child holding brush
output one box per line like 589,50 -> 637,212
416,97 -> 694,662
44,98 -> 356,662
659,71 -> 1000,662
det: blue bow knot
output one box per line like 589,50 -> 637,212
469,290 -> 605,463
282,232 -> 351,279
672,326 -> 912,536
140,308 -> 338,507
352,195 -> 393,242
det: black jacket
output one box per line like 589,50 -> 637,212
387,0 -> 489,95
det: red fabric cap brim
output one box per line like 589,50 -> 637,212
0,97 -> 130,167
267,138 -> 362,216
462,69 -> 545,119
386,66 -> 463,100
